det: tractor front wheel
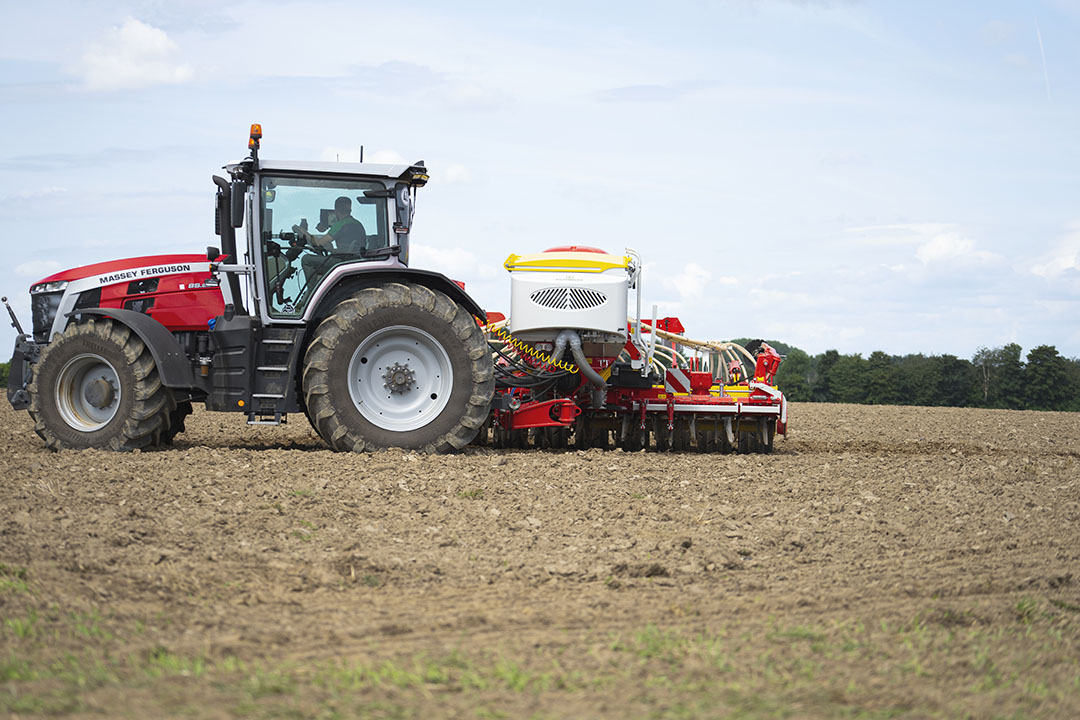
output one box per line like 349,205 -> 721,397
302,283 -> 494,453
28,317 -> 172,451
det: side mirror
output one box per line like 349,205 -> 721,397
230,180 -> 246,228
394,183 -> 412,234
206,246 -> 221,261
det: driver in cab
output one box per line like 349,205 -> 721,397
293,196 -> 366,255
292,195 -> 368,285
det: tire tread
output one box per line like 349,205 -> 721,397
302,283 -> 493,453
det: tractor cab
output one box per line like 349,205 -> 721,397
218,125 -> 430,325
251,166 -> 406,317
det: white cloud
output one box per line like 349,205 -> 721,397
78,18 -> 191,91
845,223 -> 998,265
915,231 -> 974,264
915,230 -> 999,265
660,262 -> 734,304
16,260 -> 63,278
1029,224 -> 1080,278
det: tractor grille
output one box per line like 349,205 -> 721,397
529,286 -> 607,311
31,292 -> 62,343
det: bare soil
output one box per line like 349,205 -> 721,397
2,402 -> 1079,718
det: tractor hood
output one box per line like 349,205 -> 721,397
31,254 -> 211,290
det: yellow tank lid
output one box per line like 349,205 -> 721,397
504,250 -> 630,273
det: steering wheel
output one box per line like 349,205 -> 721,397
290,225 -> 330,256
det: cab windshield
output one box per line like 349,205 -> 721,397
259,175 -> 389,317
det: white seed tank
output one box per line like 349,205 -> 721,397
504,248 -> 631,343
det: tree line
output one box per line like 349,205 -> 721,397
3,341 -> 1079,411
756,341 -> 1080,411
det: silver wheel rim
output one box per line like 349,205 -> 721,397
348,325 -> 453,432
55,353 -> 121,431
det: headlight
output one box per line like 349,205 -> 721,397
31,281 -> 69,294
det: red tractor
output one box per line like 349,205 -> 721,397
6,125 -> 788,454
5,125 -> 493,452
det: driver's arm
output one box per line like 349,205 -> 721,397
292,226 -> 335,249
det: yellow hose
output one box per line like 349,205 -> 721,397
491,326 -> 579,374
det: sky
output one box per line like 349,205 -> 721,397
1,0 -> 1078,360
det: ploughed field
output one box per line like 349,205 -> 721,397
2,402 -> 1079,718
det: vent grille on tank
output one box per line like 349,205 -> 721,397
529,286 -> 607,311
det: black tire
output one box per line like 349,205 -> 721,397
469,419 -> 491,447
28,317 -> 172,451
302,283 -> 494,453
696,419 -> 731,454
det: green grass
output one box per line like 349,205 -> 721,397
1050,598 -> 1080,614
0,563 -> 30,595
5,610 -> 38,639
1,590 -> 1079,718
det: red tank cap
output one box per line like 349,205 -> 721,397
543,245 -> 608,254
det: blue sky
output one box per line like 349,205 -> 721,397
1,0 -> 1078,359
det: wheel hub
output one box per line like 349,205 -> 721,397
84,377 -> 116,408
347,325 -> 454,432
55,352 -> 122,431
382,362 -> 415,394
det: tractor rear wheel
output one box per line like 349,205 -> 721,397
301,283 -> 494,453
28,317 -> 172,451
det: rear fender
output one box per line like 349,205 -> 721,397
68,308 -> 193,388
305,267 -> 486,324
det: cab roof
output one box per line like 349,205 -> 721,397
232,159 -> 420,180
